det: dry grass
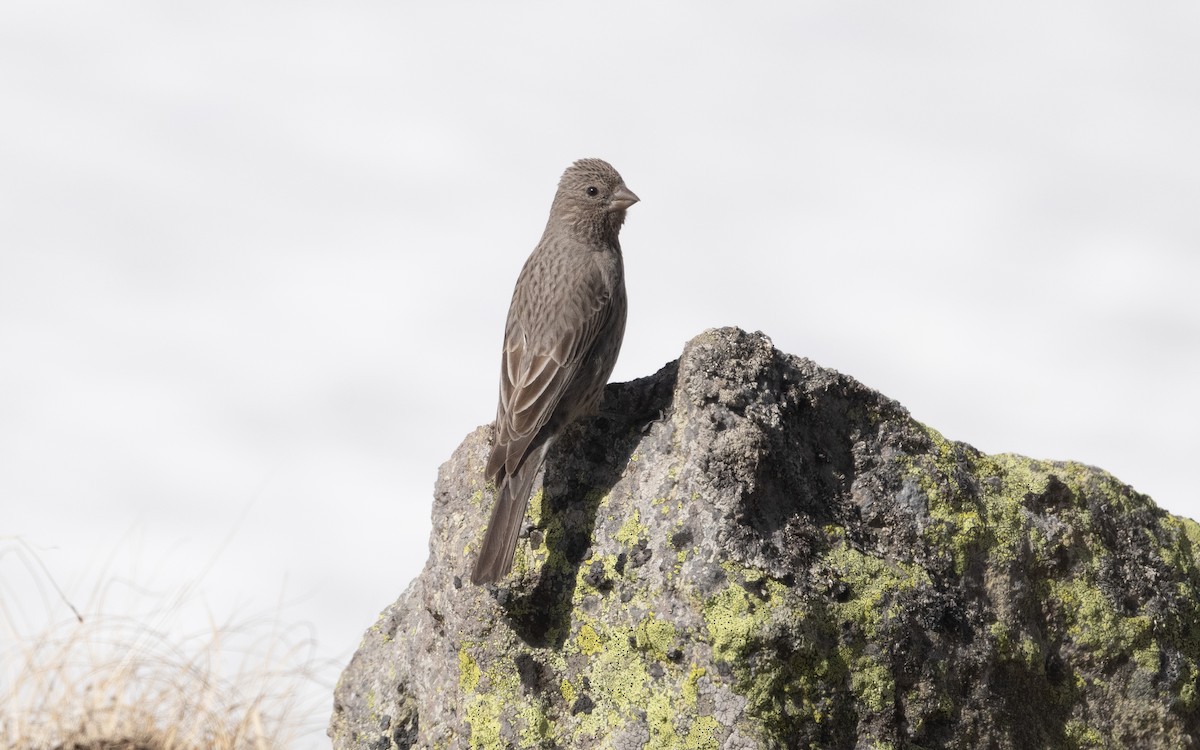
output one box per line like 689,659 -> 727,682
1,538 -> 328,750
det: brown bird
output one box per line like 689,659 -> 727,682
471,159 -> 638,585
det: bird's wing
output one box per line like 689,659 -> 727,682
488,264 -> 617,481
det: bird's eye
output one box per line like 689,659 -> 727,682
586,186 -> 599,197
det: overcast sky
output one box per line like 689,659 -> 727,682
3,2 -> 1198,746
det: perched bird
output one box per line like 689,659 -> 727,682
471,159 -> 639,585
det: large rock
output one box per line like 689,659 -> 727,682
330,327 -> 1200,749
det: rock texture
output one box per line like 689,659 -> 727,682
330,327 -> 1200,749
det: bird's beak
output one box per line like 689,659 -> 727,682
609,185 -> 640,211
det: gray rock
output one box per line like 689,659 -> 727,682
330,327 -> 1200,749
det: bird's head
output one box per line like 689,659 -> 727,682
551,158 -> 639,241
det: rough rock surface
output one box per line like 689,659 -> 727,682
330,327 -> 1200,749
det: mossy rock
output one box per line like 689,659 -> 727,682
331,328 -> 1200,750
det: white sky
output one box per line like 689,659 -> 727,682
3,2 -> 1198,746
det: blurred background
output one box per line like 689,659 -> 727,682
3,1 -> 1198,746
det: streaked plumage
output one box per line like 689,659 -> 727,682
471,159 -> 638,585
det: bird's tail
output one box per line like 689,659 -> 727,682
471,452 -> 546,584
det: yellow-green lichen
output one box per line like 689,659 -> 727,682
1178,516 -> 1200,555
846,652 -> 894,714
559,678 -> 576,705
646,692 -> 678,748
573,553 -> 624,598
619,506 -> 648,547
464,694 -> 503,750
572,621 -> 653,740
634,613 -> 677,661
469,489 -> 486,508
526,487 -> 547,525
462,646 -> 544,750
682,715 -> 721,750
681,666 -> 706,706
1160,515 -> 1200,575
559,607 -> 716,745
576,623 -> 603,656
702,565 -> 786,664
915,433 -> 1059,574
700,563 -> 852,743
1133,640 -> 1162,674
459,646 -> 480,693
1047,576 -> 1152,663
903,427 -> 1135,590
1177,661 -> 1200,711
824,540 -> 930,639
1064,719 -> 1105,748
652,494 -> 683,517
517,704 -> 553,747
588,629 -> 650,706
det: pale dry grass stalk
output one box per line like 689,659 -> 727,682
0,538 -> 327,750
